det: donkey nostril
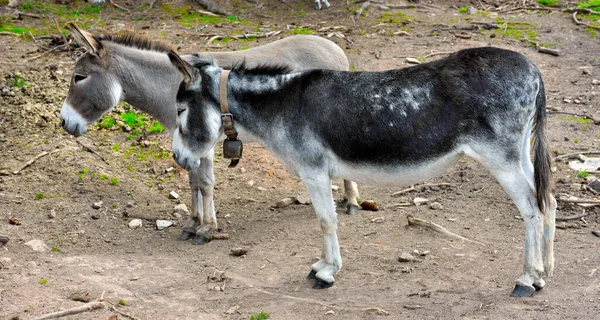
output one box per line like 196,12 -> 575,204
61,119 -> 65,127
173,152 -> 179,161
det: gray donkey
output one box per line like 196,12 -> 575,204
168,47 -> 557,297
59,23 -> 359,244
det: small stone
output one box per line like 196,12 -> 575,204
156,220 -> 173,230
402,266 -> 413,273
91,214 -> 100,220
169,191 -> 180,199
240,167 -> 246,173
141,140 -> 152,147
331,185 -> 340,191
563,98 -> 572,103
574,98 -> 581,104
230,248 -> 248,256
126,201 -> 135,208
257,187 -> 267,191
371,216 -> 385,223
592,230 -> 600,237
0,234 -> 9,246
398,252 -> 420,263
582,69 -> 592,75
413,197 -> 429,206
48,209 -> 56,219
165,167 -> 174,173
295,193 -> 312,205
406,57 -> 421,65
173,212 -> 182,218
592,79 -> 600,85
275,197 -> 296,208
429,202 -> 443,210
247,180 -> 255,187
174,203 -> 189,216
420,250 -> 430,256
92,201 -> 103,209
325,310 -> 336,316
588,179 -> 600,193
25,239 -> 50,252
225,305 -> 240,314
128,219 -> 142,229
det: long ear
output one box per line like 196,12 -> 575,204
168,50 -> 194,84
65,22 -> 103,55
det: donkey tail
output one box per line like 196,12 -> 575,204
533,77 -> 552,213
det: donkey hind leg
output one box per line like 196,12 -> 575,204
520,131 -> 556,281
302,172 -> 342,289
469,147 -> 544,297
187,148 -> 218,245
343,180 -> 360,215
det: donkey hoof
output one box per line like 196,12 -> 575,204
307,269 -> 317,280
313,277 -> 334,289
533,279 -> 545,291
511,284 -> 536,297
191,233 -> 212,245
178,230 -> 195,241
346,204 -> 359,215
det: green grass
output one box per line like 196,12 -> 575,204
378,11 -> 412,25
13,74 -> 28,88
160,4 -> 246,26
118,299 -> 127,306
492,19 -> 539,42
558,117 -> 591,124
120,111 -> 147,129
51,247 -> 61,253
148,121 -> 165,134
576,170 -> 591,178
39,278 -> 48,285
578,0 -> 600,11
98,115 -> 116,129
112,143 -> 120,152
536,0 -> 560,6
110,177 -> 119,185
35,193 -> 44,200
249,313 -> 270,320
100,174 -> 108,180
293,27 -> 313,35
458,6 -> 469,13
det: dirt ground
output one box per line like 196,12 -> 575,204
1,0 -> 600,319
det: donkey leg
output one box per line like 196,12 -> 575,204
302,172 -> 342,289
343,180 -> 360,215
190,149 -> 218,245
180,169 -> 202,241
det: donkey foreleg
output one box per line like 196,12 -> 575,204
185,149 -> 218,245
303,172 -> 342,288
343,180 -> 360,215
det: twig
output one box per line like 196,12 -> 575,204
76,140 -> 108,163
13,149 -> 60,174
553,151 -> 600,161
0,31 -> 19,36
423,51 -> 454,59
52,18 -> 69,50
557,198 -> 600,205
206,31 -> 282,44
31,301 -> 105,320
572,12 -> 600,30
211,233 -> 230,240
392,185 -> 415,196
26,43 -> 69,61
407,214 -> 484,245
123,212 -> 160,222
555,210 -> 590,221
109,0 -> 131,13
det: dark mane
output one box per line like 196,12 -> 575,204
96,31 -> 175,53
231,60 -> 293,75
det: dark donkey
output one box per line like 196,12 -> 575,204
168,47 -> 557,297
59,24 -> 360,244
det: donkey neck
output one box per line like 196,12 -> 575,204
106,43 -> 181,131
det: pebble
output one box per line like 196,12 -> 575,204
592,230 -> 600,238
406,57 -> 421,65
225,305 -> 240,314
429,202 -> 443,210
588,179 -> 600,193
275,197 -> 296,208
156,220 -> 173,230
295,193 -> 311,205
257,187 -> 267,191
0,234 -> 9,246
592,79 -> 600,85
24,239 -> 50,252
331,185 -> 340,191
413,197 -> 429,206
230,248 -> 248,256
126,201 -> 135,208
92,201 -> 103,209
128,219 -> 142,229
174,203 -> 189,216
398,252 -> 420,263
48,209 -> 56,219
173,212 -> 182,219
247,180 -> 255,187
169,191 -> 180,199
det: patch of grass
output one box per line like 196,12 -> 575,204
573,137 -> 580,143
110,177 -> 119,185
458,6 -> 469,13
100,174 -> 108,180
576,170 -> 591,179
558,117 -> 591,124
578,0 -> 600,11
293,27 -> 313,35
39,278 -> 48,285
120,111 -> 147,130
148,121 -> 165,134
35,193 -> 44,200
13,74 -> 28,88
161,4 -> 246,26
98,115 -> 116,129
536,0 -> 560,6
118,299 -> 127,306
378,11 -> 412,25
493,19 -> 539,42
249,312 -> 270,320
51,247 -> 61,253
0,23 -> 33,36
152,149 -> 170,160
112,143 -> 120,152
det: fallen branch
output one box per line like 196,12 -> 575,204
0,31 -> 19,36
211,233 -> 230,240
26,43 -> 69,61
76,140 -> 108,163
553,151 -> 600,161
206,31 -> 282,44
555,210 -> 590,221
13,149 -> 60,174
557,198 -> 600,205
572,12 -> 600,30
108,305 -> 140,320
423,51 -> 454,59
391,185 -> 415,196
109,0 -> 131,13
31,301 -> 105,320
407,214 -> 484,245
527,39 -> 560,56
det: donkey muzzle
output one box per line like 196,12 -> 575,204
173,151 -> 201,171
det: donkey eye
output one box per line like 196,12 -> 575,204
74,74 -> 87,83
177,107 -> 186,116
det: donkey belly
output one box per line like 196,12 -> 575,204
333,148 -> 464,186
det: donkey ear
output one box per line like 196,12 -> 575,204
65,22 -> 103,56
168,50 -> 194,84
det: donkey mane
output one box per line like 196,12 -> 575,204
230,59 -> 293,75
96,31 -> 176,53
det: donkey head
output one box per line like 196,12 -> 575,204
168,51 -> 223,171
60,23 -> 122,137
